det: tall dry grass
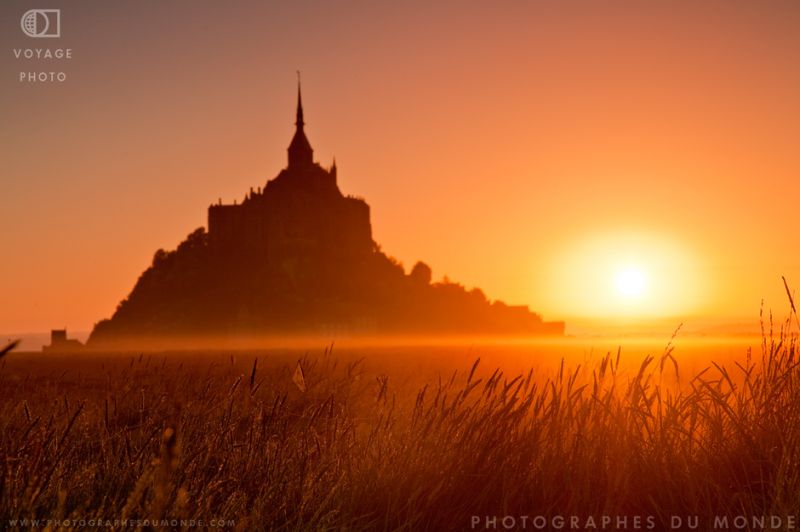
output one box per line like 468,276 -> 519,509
1,319 -> 800,530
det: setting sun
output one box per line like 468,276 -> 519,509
543,231 -> 705,319
614,267 -> 648,300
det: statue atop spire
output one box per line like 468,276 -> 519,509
288,72 -> 313,168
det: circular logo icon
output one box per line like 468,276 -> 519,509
21,9 -> 60,38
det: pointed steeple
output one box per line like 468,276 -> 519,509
295,74 -> 305,128
288,72 -> 313,168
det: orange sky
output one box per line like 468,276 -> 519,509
2,1 -> 800,335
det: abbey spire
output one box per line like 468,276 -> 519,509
288,74 -> 313,168
295,78 -> 304,127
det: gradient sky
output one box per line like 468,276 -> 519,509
2,1 -> 800,334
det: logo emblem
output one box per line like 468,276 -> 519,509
21,9 -> 61,38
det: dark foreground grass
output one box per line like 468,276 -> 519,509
1,323 -> 800,531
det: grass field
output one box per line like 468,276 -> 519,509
1,322 -> 799,531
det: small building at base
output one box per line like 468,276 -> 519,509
43,329 -> 83,352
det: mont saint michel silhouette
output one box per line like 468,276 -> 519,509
88,83 -> 564,346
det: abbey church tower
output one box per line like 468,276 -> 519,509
207,82 -> 373,262
287,81 -> 314,168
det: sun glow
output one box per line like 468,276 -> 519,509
544,231 -> 705,319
